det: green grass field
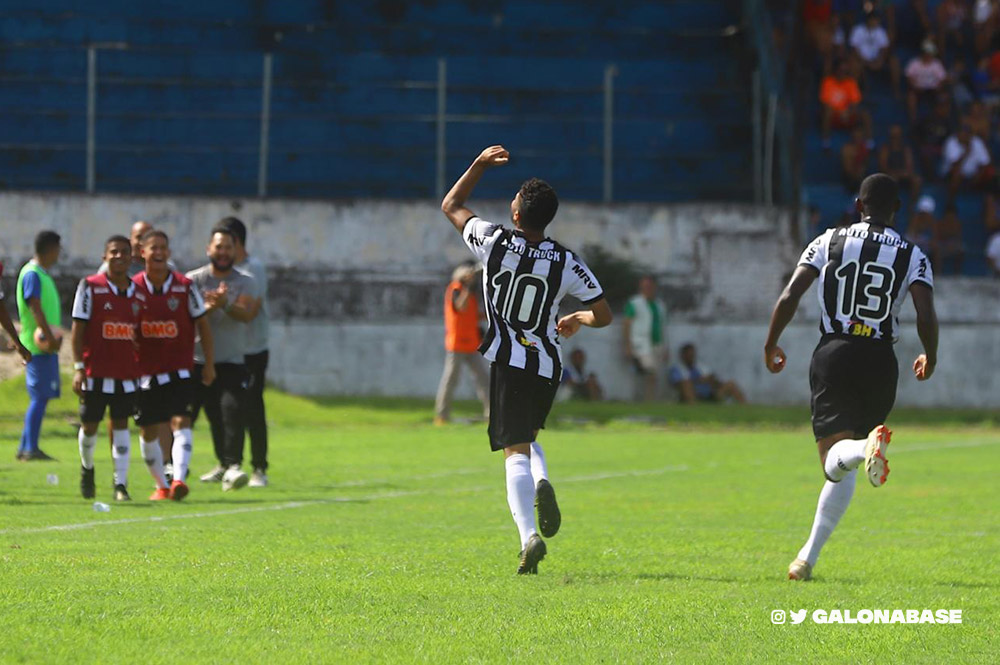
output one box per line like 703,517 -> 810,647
0,376 -> 997,663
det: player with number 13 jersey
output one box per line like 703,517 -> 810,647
764,174 -> 939,582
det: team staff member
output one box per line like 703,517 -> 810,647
434,263 -> 490,424
16,231 -> 63,462
216,216 -> 270,487
765,174 -> 938,582
71,236 -> 141,502
133,230 -> 215,501
188,226 -> 259,492
0,260 -> 32,364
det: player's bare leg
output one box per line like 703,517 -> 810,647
504,442 -> 546,574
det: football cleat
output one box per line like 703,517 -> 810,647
788,558 -> 812,581
169,480 -> 189,502
80,466 -> 96,499
149,487 -> 171,501
864,424 -> 892,487
163,463 -> 173,485
199,466 -> 225,483
534,479 -> 561,538
221,466 -> 249,492
517,534 -> 547,575
113,485 -> 132,502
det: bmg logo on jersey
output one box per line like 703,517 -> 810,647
101,322 -> 135,340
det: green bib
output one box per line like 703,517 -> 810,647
16,261 -> 61,355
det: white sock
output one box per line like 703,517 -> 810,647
78,429 -> 97,470
111,429 -> 130,487
824,438 -> 867,481
505,453 -> 538,549
797,469 -> 857,566
530,441 -> 549,483
140,437 -> 168,489
172,428 -> 193,483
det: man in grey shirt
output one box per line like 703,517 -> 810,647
187,225 -> 260,492
218,217 -> 270,487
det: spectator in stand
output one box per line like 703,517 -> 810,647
913,94 -> 954,176
668,343 -> 746,405
820,59 -> 874,149
905,40 -> 949,123
560,349 -> 603,402
986,227 -> 1000,275
951,59 -> 977,110
803,1 -> 837,73
849,10 -> 901,97
938,0 -> 970,60
941,123 -> 994,197
879,124 -> 923,202
906,195 -> 936,256
974,0 -> 999,56
841,127 -> 871,191
972,56 -> 1000,106
934,205 -> 966,274
623,275 -> 668,402
894,0 -> 932,51
963,100 -> 992,143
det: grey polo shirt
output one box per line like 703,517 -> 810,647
186,265 -> 260,365
236,255 -> 269,354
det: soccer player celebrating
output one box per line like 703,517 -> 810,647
764,174 -> 939,581
133,230 -> 215,501
71,236 -> 141,501
441,145 -> 612,574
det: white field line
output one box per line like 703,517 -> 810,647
2,439 -> 995,537
0,466 -> 691,536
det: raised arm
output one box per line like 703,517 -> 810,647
909,282 -> 938,381
764,265 -> 818,373
440,145 -> 509,233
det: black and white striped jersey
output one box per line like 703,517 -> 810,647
463,216 -> 604,380
799,220 -> 934,343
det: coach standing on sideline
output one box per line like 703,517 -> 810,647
216,216 -> 270,487
16,231 -> 63,461
189,226 -> 260,492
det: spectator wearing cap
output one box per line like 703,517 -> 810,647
849,10 -> 901,97
820,59 -> 874,149
906,195 -> 936,256
941,122 -> 994,197
905,40 -> 949,123
879,124 -> 922,202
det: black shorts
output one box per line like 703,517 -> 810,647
79,385 -> 137,424
134,377 -> 196,427
809,336 -> 898,440
488,362 -> 560,452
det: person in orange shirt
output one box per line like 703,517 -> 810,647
820,59 -> 873,149
434,264 -> 490,424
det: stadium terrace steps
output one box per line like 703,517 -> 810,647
0,0 -> 752,202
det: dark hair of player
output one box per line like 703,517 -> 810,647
517,178 -> 559,232
858,173 -> 899,222
105,235 -> 130,251
34,230 -> 61,255
217,216 -> 246,246
209,225 -> 237,243
141,229 -> 169,246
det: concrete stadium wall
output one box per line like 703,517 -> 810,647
1,192 -> 997,407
